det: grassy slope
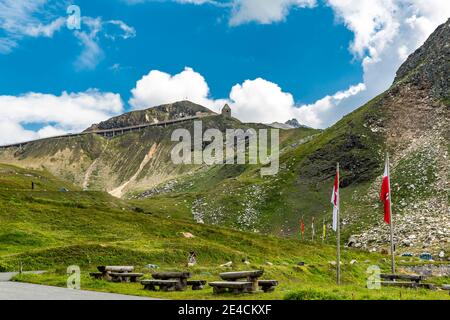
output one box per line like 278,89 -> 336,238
0,164 -> 448,300
138,94 -> 385,239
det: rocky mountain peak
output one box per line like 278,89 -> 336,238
85,100 -> 215,132
394,18 -> 450,101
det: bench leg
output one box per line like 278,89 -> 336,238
192,285 -> 204,291
176,279 -> 188,291
262,286 -> 275,293
161,285 -> 176,292
248,277 -> 258,293
213,287 -> 226,294
144,284 -> 157,291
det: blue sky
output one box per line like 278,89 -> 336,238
0,0 -> 449,144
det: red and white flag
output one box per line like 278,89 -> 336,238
380,156 -> 391,224
331,165 -> 339,231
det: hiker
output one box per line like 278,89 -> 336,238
187,251 -> 197,267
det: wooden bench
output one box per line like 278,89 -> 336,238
380,274 -> 425,283
380,281 -> 436,290
89,272 -> 104,279
211,270 -> 277,294
141,279 -> 179,292
258,280 -> 278,293
209,281 -> 253,294
141,271 -> 206,291
380,274 -> 435,290
187,280 -> 207,290
109,272 -> 144,283
151,272 -> 191,291
220,270 -> 263,292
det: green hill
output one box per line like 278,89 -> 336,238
0,164 -> 448,300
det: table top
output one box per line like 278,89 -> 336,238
109,272 -> 144,277
152,272 -> 191,280
380,274 -> 425,281
220,270 -> 264,280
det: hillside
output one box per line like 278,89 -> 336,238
0,20 -> 448,257
1,164 -> 448,300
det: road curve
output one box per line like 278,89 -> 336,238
0,275 -> 158,300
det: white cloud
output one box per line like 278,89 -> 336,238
74,17 -> 136,70
0,120 -> 37,145
230,0 -> 316,25
320,0 -> 450,123
130,67 -> 214,109
293,83 -> 366,128
0,90 -> 124,145
141,0 -> 448,128
227,78 -> 295,123
0,0 -> 65,53
0,1 -> 136,71
227,79 -> 365,127
128,67 -> 365,128
125,0 -> 316,25
0,38 -> 17,54
106,20 -> 137,40
73,17 -> 103,71
23,17 -> 66,37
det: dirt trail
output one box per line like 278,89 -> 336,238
109,143 -> 158,198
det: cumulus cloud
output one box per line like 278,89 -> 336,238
321,0 -> 450,122
0,90 -> 124,145
142,0 -> 449,128
129,67 -> 214,109
226,78 -> 365,127
227,78 -> 295,123
128,67 -> 365,128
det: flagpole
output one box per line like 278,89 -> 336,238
336,162 -> 341,285
387,153 -> 395,274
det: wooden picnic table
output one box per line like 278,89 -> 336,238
90,266 -> 139,282
219,270 -> 264,293
141,272 -> 207,292
379,274 -> 435,290
150,272 -> 192,291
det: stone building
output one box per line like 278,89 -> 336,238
221,104 -> 231,118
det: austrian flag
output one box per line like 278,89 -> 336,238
380,159 -> 391,224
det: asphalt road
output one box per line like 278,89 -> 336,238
0,272 -> 157,300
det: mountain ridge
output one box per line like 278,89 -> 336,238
84,100 -> 216,132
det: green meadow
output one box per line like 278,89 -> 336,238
0,163 -> 448,300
